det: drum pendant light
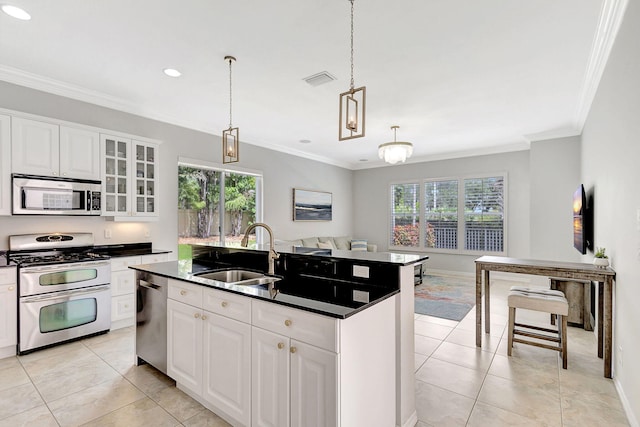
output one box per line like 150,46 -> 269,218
338,0 -> 366,141
378,126 -> 413,164
222,55 -> 239,163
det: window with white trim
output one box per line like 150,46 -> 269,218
390,183 -> 420,248
390,174 -> 506,254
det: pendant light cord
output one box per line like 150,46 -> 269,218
228,58 -> 233,129
350,0 -> 355,91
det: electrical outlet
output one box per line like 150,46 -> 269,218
617,345 -> 623,368
104,229 -> 112,239
144,229 -> 151,238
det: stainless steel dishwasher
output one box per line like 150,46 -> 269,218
135,272 -> 168,374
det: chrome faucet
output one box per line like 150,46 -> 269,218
240,222 -> 279,275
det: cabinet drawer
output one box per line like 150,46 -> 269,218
203,288 -> 251,324
0,267 -> 16,285
141,253 -> 168,264
111,256 -> 142,271
168,279 -> 203,308
111,270 -> 136,296
111,293 -> 135,322
252,300 -> 338,352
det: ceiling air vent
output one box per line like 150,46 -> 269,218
303,71 -> 337,87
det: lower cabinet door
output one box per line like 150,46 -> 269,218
203,312 -> 251,426
252,327 -> 290,427
167,299 -> 203,394
290,340 -> 338,427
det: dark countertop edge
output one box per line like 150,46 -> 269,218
129,263 -> 399,319
193,243 -> 429,266
91,242 -> 171,257
0,251 -> 15,268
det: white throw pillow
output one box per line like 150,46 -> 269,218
317,241 -> 335,250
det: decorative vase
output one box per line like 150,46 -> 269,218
593,257 -> 609,268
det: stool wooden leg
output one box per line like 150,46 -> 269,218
508,307 -> 515,356
561,314 -> 568,369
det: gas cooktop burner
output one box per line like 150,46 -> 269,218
8,232 -> 109,267
8,250 -> 110,266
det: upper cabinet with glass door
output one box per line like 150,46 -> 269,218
133,140 -> 157,217
100,134 -> 159,220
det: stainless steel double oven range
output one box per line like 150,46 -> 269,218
7,233 -> 111,354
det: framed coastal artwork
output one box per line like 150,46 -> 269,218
293,188 -> 332,221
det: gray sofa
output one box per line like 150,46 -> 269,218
277,236 -> 377,252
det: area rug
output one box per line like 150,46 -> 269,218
415,274 -> 475,321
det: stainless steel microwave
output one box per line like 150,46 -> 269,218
12,174 -> 102,215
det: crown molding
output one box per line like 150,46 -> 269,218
0,64 -> 353,170
350,141 -> 531,170
574,0 -> 629,131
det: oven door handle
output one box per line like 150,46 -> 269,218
20,261 -> 111,274
20,285 -> 111,303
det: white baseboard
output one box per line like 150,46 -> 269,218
614,378 -> 639,427
398,410 -> 418,427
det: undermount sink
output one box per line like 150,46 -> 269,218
194,269 -> 280,287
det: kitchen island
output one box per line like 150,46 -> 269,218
131,244 -> 427,427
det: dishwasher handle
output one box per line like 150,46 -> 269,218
139,280 -> 161,290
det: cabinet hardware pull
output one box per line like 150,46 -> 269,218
277,342 -> 285,350
284,319 -> 292,327
180,290 -> 187,296
290,346 -> 297,354
194,313 -> 200,318
8,286 -> 14,291
221,301 -> 228,308
201,315 -> 207,320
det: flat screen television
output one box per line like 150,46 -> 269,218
573,184 -> 587,254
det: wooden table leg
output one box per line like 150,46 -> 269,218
476,263 -> 482,347
604,277 -> 613,378
598,281 -> 604,359
484,270 -> 491,334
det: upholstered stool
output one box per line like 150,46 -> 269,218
507,286 -> 569,369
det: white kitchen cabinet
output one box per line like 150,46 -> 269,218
203,311 -> 252,426
59,126 -> 101,180
168,282 -> 252,426
167,282 -> 396,427
0,267 -> 17,359
132,140 -> 157,217
290,341 -> 337,427
0,114 -> 10,216
168,297 -> 203,393
101,135 -> 159,219
12,117 -> 100,180
101,134 -> 131,216
251,327 -> 290,427
251,300 -> 338,427
111,253 -> 167,330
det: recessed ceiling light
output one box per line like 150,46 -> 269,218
299,139 -> 312,144
1,4 -> 31,20
163,68 -> 181,78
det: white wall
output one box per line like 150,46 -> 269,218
529,136 -> 582,262
0,81 -> 354,255
580,0 -> 640,423
353,151 -> 531,273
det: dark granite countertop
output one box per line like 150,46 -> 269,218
0,251 -> 15,268
130,260 -> 399,319
193,242 -> 429,266
91,242 -> 171,258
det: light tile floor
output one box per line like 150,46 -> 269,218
0,275 -> 630,426
414,276 -> 629,427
